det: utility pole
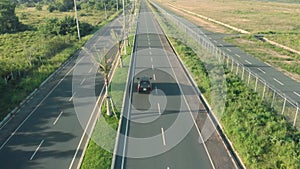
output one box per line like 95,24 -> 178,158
116,0 -> 119,11
123,0 -> 126,54
74,0 -> 80,40
104,3 -> 107,19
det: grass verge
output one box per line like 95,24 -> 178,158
154,0 -> 300,81
80,32 -> 135,169
225,35 -> 300,81
0,8 -> 120,121
151,3 -> 300,169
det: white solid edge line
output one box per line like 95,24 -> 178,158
30,139 -> 44,160
151,14 -> 216,169
161,127 -> 166,146
151,2 -> 242,168
120,9 -> 142,169
121,28 -> 138,169
74,18 -> 125,169
53,111 -> 63,125
0,55 -> 83,151
69,87 -> 105,169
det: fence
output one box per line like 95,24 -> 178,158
150,1 -> 300,129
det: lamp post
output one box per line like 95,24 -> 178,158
123,0 -> 126,54
74,0 -> 80,40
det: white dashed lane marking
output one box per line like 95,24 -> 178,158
293,91 -> 300,97
257,68 -> 266,74
69,92 -> 76,102
273,78 -> 284,86
235,54 -> 241,58
161,128 -> 166,146
30,139 -> 44,160
245,60 -> 252,65
53,111 -> 63,125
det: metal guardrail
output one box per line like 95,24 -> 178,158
149,1 -> 300,129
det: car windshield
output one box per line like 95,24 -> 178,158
141,81 -> 150,85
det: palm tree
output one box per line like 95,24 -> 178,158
82,47 -> 112,116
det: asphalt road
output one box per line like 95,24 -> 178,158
0,14 -> 124,169
113,1 -> 236,168
153,1 -> 300,107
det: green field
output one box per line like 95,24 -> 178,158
0,4 -> 118,120
155,0 -> 300,81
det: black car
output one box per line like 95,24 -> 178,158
137,76 -> 152,93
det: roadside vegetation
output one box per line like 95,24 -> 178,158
155,0 -> 300,81
0,0 -> 119,120
80,35 -> 134,169
151,3 -> 300,168
80,1 -> 138,165
170,36 -> 300,169
225,35 -> 300,80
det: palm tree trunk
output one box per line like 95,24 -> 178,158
105,79 -> 111,116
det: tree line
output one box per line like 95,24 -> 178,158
0,0 -> 129,34
0,0 -> 124,119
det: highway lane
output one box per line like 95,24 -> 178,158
153,2 -> 300,106
114,0 -> 236,168
0,14 -> 124,168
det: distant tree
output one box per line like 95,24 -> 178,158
39,16 -> 93,37
35,2 -> 42,10
47,4 -> 57,12
58,16 -> 76,35
79,22 -> 93,36
0,0 -> 21,34
55,0 -> 74,12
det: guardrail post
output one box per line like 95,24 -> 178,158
281,98 -> 286,115
241,67 -> 245,80
254,76 -> 258,92
217,49 -> 221,63
231,59 -> 234,72
236,63 -> 239,75
262,82 -> 266,99
293,106 -> 299,127
247,72 -> 251,86
271,90 -> 275,108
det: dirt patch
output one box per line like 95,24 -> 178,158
167,5 -> 229,34
234,38 -> 256,45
